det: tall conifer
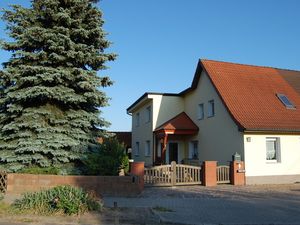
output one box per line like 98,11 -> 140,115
0,0 -> 116,171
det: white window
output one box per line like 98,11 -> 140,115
145,106 -> 151,123
198,103 -> 204,120
145,140 -> 150,156
266,137 -> 280,162
189,141 -> 198,159
135,113 -> 140,127
208,100 -> 215,117
135,142 -> 140,156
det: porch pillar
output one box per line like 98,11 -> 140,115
161,134 -> 168,164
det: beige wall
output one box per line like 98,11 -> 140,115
131,99 -> 153,166
244,134 -> 300,184
130,94 -> 184,166
183,71 -> 244,164
150,94 -> 184,128
130,71 -> 244,165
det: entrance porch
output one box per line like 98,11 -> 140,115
153,112 -> 199,165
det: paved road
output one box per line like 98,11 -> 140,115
104,184 -> 300,225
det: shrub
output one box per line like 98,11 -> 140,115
13,185 -> 102,215
83,137 -> 129,176
18,166 -> 60,175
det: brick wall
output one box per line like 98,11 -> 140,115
7,174 -> 142,197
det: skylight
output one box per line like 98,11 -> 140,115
276,93 -> 295,109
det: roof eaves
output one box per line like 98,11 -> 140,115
127,92 -> 180,113
244,128 -> 300,134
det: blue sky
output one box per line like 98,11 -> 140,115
1,0 -> 300,131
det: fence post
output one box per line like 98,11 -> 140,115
130,162 -> 145,191
202,161 -> 217,186
230,161 -> 245,185
171,161 -> 176,186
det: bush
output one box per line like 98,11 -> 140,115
13,185 -> 102,215
83,137 -> 129,176
18,166 -> 60,175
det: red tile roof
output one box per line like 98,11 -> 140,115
200,59 -> 300,132
155,112 -> 199,134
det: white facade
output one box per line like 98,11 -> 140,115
244,134 -> 300,184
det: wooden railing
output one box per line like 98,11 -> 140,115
175,163 -> 202,185
0,171 -> 7,194
144,161 -> 201,186
217,165 -> 230,184
144,164 -> 172,186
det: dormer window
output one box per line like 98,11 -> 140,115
276,94 -> 295,109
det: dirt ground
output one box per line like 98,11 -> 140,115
0,207 -> 161,225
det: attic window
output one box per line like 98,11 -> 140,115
276,94 -> 295,109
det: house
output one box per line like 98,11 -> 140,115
127,59 -> 300,184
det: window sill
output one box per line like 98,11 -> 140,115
266,160 -> 280,164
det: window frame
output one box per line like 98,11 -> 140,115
198,103 -> 204,120
135,112 -> 140,127
276,93 -> 295,109
145,140 -> 151,157
266,137 -> 280,163
208,100 -> 215,117
135,142 -> 140,156
189,141 -> 198,159
145,106 -> 151,123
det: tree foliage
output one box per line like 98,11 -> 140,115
83,138 -> 129,176
0,0 -> 116,171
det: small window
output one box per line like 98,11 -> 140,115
198,104 -> 204,120
145,140 -> 151,157
135,113 -> 140,127
266,137 -> 280,162
135,142 -> 140,156
276,94 -> 295,109
208,100 -> 215,117
145,106 -> 151,123
189,141 -> 198,159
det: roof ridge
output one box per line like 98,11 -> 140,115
201,58 -> 300,73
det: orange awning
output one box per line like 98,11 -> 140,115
154,112 -> 199,135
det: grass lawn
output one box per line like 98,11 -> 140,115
0,201 -> 10,215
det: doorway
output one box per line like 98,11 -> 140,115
168,143 -> 178,163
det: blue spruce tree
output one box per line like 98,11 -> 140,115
0,0 -> 116,171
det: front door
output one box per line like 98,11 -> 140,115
168,143 -> 178,163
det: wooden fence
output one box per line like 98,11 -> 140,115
0,171 -> 7,194
144,161 -> 201,186
217,165 -> 230,184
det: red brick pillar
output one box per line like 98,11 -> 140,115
202,161 -> 217,186
230,161 -> 245,185
130,162 -> 145,191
